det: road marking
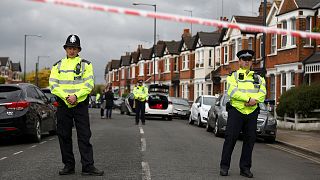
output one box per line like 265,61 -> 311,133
141,162 -> 151,180
268,144 -> 320,164
40,141 -> 47,144
139,127 -> 144,134
0,157 -> 7,161
141,138 -> 146,152
13,151 -> 23,155
49,138 -> 55,141
30,145 -> 37,148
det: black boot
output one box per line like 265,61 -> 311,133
220,168 -> 228,176
240,169 -> 253,178
59,166 -> 75,175
82,167 -> 104,176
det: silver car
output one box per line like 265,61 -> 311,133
207,93 -> 277,143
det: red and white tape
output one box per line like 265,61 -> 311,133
30,0 -> 320,39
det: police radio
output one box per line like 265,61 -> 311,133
75,63 -> 81,75
238,73 -> 244,80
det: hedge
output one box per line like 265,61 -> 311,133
276,83 -> 320,117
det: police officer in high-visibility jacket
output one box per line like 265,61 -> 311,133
49,34 -> 104,176
219,50 -> 266,178
133,79 -> 148,125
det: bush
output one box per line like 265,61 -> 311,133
0,77 -> 5,84
277,83 -> 320,117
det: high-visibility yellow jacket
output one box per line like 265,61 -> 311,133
133,85 -> 148,102
96,93 -> 101,103
49,56 -> 94,108
227,68 -> 266,114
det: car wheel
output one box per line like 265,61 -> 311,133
188,114 -> 194,125
120,111 -> 124,114
197,115 -> 203,127
30,117 -> 41,143
167,116 -> 172,121
206,122 -> 213,132
214,119 -> 221,137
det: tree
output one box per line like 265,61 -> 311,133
0,77 -> 5,84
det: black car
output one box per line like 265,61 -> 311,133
0,83 -> 57,142
41,88 -> 58,111
171,97 -> 191,119
207,93 -> 277,143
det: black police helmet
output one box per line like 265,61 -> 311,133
236,50 -> 255,59
63,34 -> 81,51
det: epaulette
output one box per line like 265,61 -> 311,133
228,70 -> 236,76
81,59 -> 91,65
52,60 -> 61,66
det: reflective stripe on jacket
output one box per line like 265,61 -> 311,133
227,68 -> 266,114
49,56 -> 94,108
133,85 -> 149,102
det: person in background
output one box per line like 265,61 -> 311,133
49,34 -> 104,176
219,50 -> 266,178
100,88 -> 106,119
96,92 -> 101,108
133,79 -> 148,125
104,86 -> 114,119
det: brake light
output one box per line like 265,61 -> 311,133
5,101 -> 30,110
53,101 -> 59,107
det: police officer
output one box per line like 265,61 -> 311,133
133,79 -> 148,125
49,34 -> 104,176
219,50 -> 266,178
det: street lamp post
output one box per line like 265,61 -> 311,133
36,56 -> 49,87
24,34 -> 41,82
133,2 -> 156,84
184,10 -> 193,35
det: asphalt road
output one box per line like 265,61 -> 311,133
0,108 -> 319,180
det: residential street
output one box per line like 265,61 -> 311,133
0,108 -> 320,180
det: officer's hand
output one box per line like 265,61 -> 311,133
246,98 -> 257,106
66,95 -> 77,105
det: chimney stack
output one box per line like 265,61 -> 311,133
182,28 -> 191,38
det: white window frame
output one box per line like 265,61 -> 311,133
248,37 -> 253,50
281,72 -> 286,94
224,46 -> 228,64
185,84 -> 189,99
200,50 -> 204,68
291,18 -> 296,46
290,71 -> 295,89
281,21 -> 287,48
209,50 -> 213,67
182,54 -> 189,70
207,84 -> 212,95
270,74 -> 275,100
116,70 -> 119,81
237,38 -> 242,53
216,48 -> 221,66
182,84 -> 185,98
121,68 -> 125,80
271,34 -> 277,54
131,66 -> 135,79
305,16 -> 312,46
165,57 -> 170,72
230,40 -> 236,61
174,57 -> 178,71
139,62 -> 144,76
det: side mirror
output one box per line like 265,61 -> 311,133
196,102 -> 200,108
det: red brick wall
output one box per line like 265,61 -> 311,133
279,0 -> 297,15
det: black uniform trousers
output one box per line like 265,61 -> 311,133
135,100 -> 145,123
56,101 -> 94,170
220,106 -> 258,171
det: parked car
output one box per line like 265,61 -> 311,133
189,95 -> 217,127
41,88 -> 58,111
120,84 -> 174,120
0,83 -> 57,142
113,97 -> 124,110
171,97 -> 190,119
207,93 -> 277,143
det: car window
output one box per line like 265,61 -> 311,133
195,97 -> 200,103
259,103 -> 267,111
26,87 -> 40,99
203,97 -> 217,106
128,93 -> 134,100
172,98 -> 189,106
35,88 -> 48,102
0,86 -> 22,102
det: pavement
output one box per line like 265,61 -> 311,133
276,128 -> 320,157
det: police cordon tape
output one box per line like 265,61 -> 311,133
30,0 -> 320,40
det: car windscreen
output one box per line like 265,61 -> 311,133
0,86 -> 23,102
203,97 -> 216,106
172,98 -> 189,106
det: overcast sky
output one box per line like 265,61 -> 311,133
0,0 -> 264,84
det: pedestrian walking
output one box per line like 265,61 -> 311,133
133,79 -> 148,125
219,50 -> 266,178
104,86 -> 115,119
49,34 -> 104,176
